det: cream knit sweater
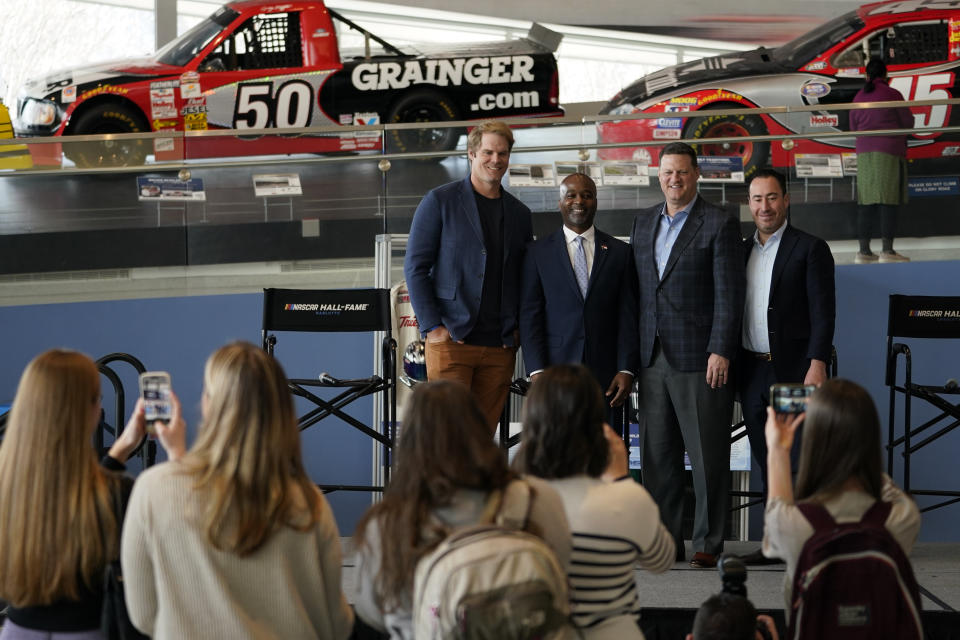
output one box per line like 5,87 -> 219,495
120,462 -> 354,639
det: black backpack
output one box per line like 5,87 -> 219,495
788,500 -> 923,640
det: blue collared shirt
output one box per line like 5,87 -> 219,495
655,195 -> 697,279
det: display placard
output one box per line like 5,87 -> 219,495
697,156 -> 745,183
253,173 -> 303,197
795,154 -> 843,178
136,177 -> 206,201
507,164 -> 556,187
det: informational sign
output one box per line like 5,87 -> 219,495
136,176 -> 206,201
507,164 -> 555,187
555,161 -> 603,183
795,153 -> 843,178
697,156 -> 745,183
253,173 -> 303,197
629,423 -> 751,471
601,162 -> 650,186
841,153 -> 857,176
908,176 -> 960,197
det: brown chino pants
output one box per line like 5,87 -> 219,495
425,340 -> 516,432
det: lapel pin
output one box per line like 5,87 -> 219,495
601,244 -> 608,250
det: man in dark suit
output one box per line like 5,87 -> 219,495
403,120 -> 533,431
736,168 -> 836,563
519,173 -> 638,432
630,142 -> 745,568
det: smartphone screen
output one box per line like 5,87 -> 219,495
770,383 -> 815,414
140,372 -> 172,425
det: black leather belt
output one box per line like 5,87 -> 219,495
746,350 -> 773,361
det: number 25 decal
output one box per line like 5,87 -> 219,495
890,72 -> 954,138
233,80 -> 313,129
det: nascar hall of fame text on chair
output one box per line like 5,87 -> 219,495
887,294 -> 960,512
261,288 -> 397,492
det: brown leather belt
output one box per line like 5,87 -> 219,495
746,350 -> 773,361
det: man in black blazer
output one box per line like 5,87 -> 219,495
519,173 -> 638,430
737,169 -> 835,561
630,143 -> 745,568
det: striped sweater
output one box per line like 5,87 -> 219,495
544,475 -> 675,639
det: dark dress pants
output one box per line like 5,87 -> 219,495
739,353 -> 803,500
638,343 -> 734,556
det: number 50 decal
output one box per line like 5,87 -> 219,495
233,80 -> 313,129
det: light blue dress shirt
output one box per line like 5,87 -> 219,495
655,195 -> 697,279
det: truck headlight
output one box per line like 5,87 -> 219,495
19,98 -> 58,127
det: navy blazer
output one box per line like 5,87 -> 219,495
519,227 -> 639,388
404,175 -> 533,344
743,225 -> 836,382
630,196 -> 745,372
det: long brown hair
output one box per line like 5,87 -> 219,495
354,380 -> 513,607
179,342 -> 320,556
515,364 -> 609,478
0,349 -> 120,606
795,378 -> 883,502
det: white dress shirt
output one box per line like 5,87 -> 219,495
563,224 -> 596,278
742,221 -> 787,354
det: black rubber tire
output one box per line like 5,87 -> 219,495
386,89 -> 461,156
686,108 -> 770,180
66,102 -> 150,168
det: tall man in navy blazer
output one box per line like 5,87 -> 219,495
738,169 -> 835,564
630,142 -> 745,569
519,173 -> 638,431
403,121 -> 533,430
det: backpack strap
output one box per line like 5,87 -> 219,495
796,501 -> 837,532
495,479 -> 533,530
859,499 -> 893,528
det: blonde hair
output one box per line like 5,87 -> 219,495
467,120 -> 515,152
180,342 -> 320,556
0,349 -> 120,606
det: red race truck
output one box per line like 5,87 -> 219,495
15,1 -> 563,166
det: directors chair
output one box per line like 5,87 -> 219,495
262,288 -> 396,492
886,294 -> 960,513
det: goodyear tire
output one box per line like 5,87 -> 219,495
66,102 -> 150,168
687,110 -> 769,180
386,89 -> 461,157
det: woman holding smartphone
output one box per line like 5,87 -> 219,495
763,378 -> 920,613
120,341 -> 353,639
0,349 -> 148,640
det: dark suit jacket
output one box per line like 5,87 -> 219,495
403,175 -> 533,344
519,227 -> 639,388
743,225 -> 836,382
630,196 -> 745,372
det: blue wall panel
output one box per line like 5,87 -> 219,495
0,293 -> 376,535
2,260 -> 960,541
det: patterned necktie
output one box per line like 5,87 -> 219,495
574,235 -> 589,298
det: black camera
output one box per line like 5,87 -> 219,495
718,554 -> 773,640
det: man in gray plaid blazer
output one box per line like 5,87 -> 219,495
629,142 -> 745,568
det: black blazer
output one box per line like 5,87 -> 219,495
630,197 -> 745,372
519,227 -> 638,388
743,224 -> 836,382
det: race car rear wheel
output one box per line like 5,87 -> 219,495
66,102 -> 150,168
688,109 -> 769,180
386,89 -> 461,157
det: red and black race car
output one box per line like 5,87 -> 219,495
598,0 -> 960,177
15,0 -> 562,166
